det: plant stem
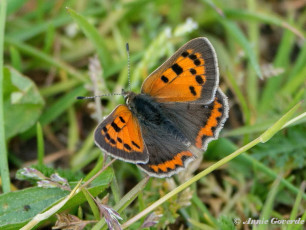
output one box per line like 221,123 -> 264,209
122,138 -> 260,228
0,0 -> 10,193
122,102 -> 303,228
82,158 -> 116,188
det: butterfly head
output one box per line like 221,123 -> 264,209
123,90 -> 136,109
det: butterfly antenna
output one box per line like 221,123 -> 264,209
76,93 -> 122,100
126,42 -> 131,92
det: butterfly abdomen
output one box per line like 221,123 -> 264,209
131,94 -> 189,145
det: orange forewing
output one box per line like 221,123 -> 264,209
141,38 -> 218,104
142,49 -> 206,102
95,105 -> 148,163
101,106 -> 144,152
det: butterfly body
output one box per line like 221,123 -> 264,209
125,92 -> 190,146
94,37 -> 229,177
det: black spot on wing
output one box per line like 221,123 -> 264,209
119,116 -> 125,123
190,68 -> 196,75
194,59 -> 201,66
132,141 -> 141,149
111,122 -> 120,132
161,75 -> 169,83
172,63 -> 183,75
195,75 -> 204,84
181,51 -> 189,57
117,137 -> 122,143
189,54 -> 197,60
110,138 -> 116,144
124,143 -> 131,151
189,86 -> 196,96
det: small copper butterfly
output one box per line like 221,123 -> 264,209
94,37 -> 229,178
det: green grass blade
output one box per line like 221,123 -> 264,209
224,9 -> 304,39
36,122 -> 44,167
220,19 -> 262,79
0,0 -> 10,193
259,21 -> 295,113
282,67 -> 306,95
81,188 -> 100,220
7,8 -> 104,41
260,101 -> 301,143
257,176 -> 281,230
226,70 -> 251,124
22,86 -> 87,139
66,7 -> 113,69
5,37 -> 86,82
287,182 -> 306,230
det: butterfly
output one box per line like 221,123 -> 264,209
94,37 -> 229,178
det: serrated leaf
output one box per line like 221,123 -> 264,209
3,67 -> 44,139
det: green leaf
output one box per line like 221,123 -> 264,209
3,67 -> 44,139
7,0 -> 27,15
0,187 -> 69,229
0,167 -> 113,229
66,7 -> 113,68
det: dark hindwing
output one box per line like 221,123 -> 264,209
137,124 -> 195,178
160,88 -> 229,150
94,105 -> 149,164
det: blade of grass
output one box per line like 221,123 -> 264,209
9,45 -> 22,70
225,69 -> 250,124
260,102 -> 301,143
246,0 -> 259,113
188,219 -> 215,230
281,66 -> 306,96
223,112 -> 306,137
202,0 -> 262,79
224,9 -> 304,39
67,106 -> 78,153
81,188 -> 100,220
0,0 -> 10,193
7,8 -> 104,41
257,176 -> 281,230
4,37 -> 86,82
66,7 -> 113,69
285,41 -> 306,83
39,86 -> 87,127
36,122 -> 44,167
259,16 -> 295,113
40,79 -> 81,97
122,102 -> 303,228
287,181 -> 306,230
220,19 -> 262,79
21,85 -> 87,139
192,194 -> 217,227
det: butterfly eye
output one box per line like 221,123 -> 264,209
126,97 -> 130,105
